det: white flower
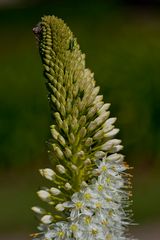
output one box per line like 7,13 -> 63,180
80,189 -> 98,208
66,193 -> 93,220
69,223 -> 79,234
34,152 -> 132,239
46,222 -> 70,240
34,151 -> 132,239
44,230 -> 55,239
74,221 -> 105,240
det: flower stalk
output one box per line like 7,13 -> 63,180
32,15 -> 134,239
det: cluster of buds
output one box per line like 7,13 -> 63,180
32,15 -> 134,239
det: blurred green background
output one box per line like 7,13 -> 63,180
0,0 -> 160,239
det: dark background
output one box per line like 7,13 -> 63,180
0,0 -> 160,239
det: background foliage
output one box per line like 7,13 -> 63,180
0,0 -> 160,236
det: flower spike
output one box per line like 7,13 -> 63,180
32,15 -> 134,239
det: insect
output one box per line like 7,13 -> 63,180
33,22 -> 42,43
68,38 -> 77,51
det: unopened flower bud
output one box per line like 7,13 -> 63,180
39,168 -> 55,181
37,190 -> 50,201
79,115 -> 86,126
64,182 -> 72,190
101,142 -> 113,151
68,133 -> 75,144
31,206 -> 46,215
106,153 -> 121,161
55,203 -> 65,211
95,151 -> 105,158
56,164 -> 66,174
84,158 -> 91,165
53,145 -> 64,159
109,145 -> 123,153
71,164 -> 78,171
76,150 -> 84,158
50,187 -> 61,195
64,147 -> 72,158
88,121 -> 97,131
105,128 -> 119,138
81,181 -> 88,187
105,117 -> 117,126
79,127 -> 86,138
50,127 -> 58,139
85,138 -> 93,146
98,103 -> 110,114
41,215 -> 53,224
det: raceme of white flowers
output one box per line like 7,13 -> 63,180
32,15 -> 134,240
